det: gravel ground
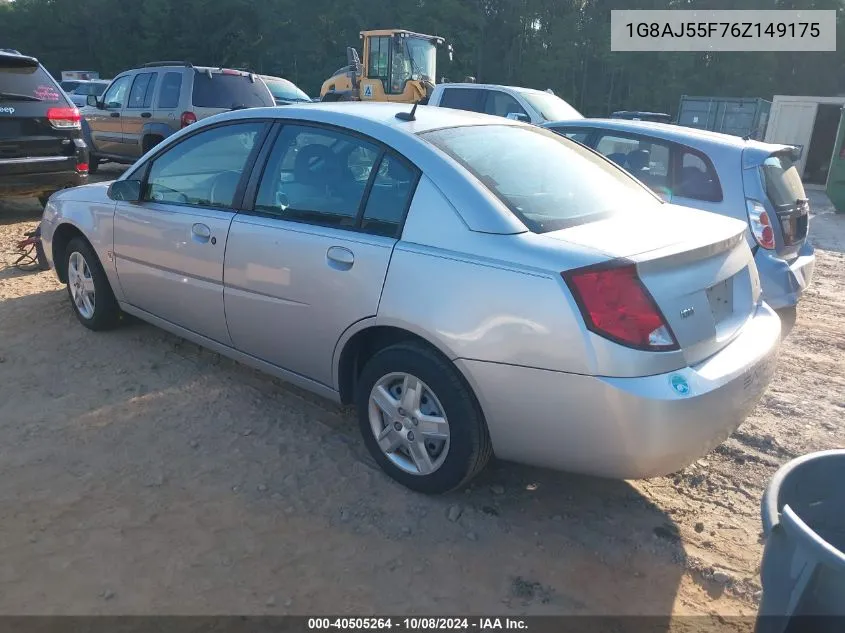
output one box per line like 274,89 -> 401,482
0,168 -> 843,616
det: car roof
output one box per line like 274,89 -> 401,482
209,101 -> 521,135
546,118 -> 785,153
438,83 -> 553,97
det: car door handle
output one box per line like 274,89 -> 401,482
110,112 -> 120,118
327,246 -> 354,270
141,112 -> 152,118
191,223 -> 212,243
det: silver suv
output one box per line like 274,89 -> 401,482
81,61 -> 274,172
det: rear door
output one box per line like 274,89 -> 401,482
0,54 -> 77,171
85,74 -> 132,155
121,71 -> 158,158
152,71 -> 184,133
189,70 -> 274,121
224,123 -> 419,386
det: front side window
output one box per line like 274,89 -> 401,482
144,122 -> 264,208
255,125 -> 381,228
128,72 -> 157,109
367,37 -> 390,85
484,91 -> 528,119
422,125 -> 660,233
102,75 -> 132,109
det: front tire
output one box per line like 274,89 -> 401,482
355,342 -> 492,494
65,237 -> 120,331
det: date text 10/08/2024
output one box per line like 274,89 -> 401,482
626,21 -> 821,38
307,618 -> 528,630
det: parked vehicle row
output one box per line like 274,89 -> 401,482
41,103 -> 782,493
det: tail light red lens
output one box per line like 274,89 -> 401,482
563,263 -> 678,351
180,111 -> 198,128
46,107 -> 81,129
746,199 -> 776,250
76,162 -> 89,173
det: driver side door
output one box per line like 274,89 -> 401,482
113,121 -> 269,345
86,74 -> 132,156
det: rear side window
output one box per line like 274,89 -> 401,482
0,59 -> 63,103
361,154 -> 417,237
422,125 -> 661,233
439,88 -> 484,112
761,152 -> 806,210
191,73 -> 274,108
674,149 -> 723,203
157,72 -> 182,109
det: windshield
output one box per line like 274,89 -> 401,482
393,37 -> 436,83
519,91 -> 583,122
263,78 -> 310,102
761,152 -> 807,210
422,125 -> 660,233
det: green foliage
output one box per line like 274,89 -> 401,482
1,0 -> 843,115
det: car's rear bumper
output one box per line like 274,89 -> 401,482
0,164 -> 86,199
457,301 -> 781,479
757,242 -> 816,309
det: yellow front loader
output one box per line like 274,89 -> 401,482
320,29 -> 451,104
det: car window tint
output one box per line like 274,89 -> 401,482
255,125 -> 380,228
595,133 -> 670,194
367,36 -> 390,85
102,75 -> 131,109
484,91 -> 527,119
0,60 -> 63,103
191,73 -> 274,108
422,125 -> 661,233
439,88 -> 484,112
675,149 -> 723,202
361,154 -> 417,237
144,122 -> 263,208
127,73 -> 153,109
157,72 -> 182,109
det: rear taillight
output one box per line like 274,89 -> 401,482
46,107 -> 81,129
563,263 -> 678,351
180,111 -> 197,128
746,199 -> 775,250
76,162 -> 89,173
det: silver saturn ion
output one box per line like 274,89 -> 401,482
40,103 -> 781,494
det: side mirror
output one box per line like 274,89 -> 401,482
107,179 -> 142,202
86,94 -> 98,107
506,112 -> 530,123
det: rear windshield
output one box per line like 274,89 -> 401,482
263,78 -> 310,102
761,152 -> 807,209
1,60 -> 63,103
191,73 -> 274,108
421,125 -> 661,233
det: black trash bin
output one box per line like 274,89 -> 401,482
756,449 -> 845,633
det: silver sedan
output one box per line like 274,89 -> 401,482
40,103 -> 781,493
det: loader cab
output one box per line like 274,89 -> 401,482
360,30 -> 446,104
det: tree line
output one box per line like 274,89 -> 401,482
2,0 -> 844,116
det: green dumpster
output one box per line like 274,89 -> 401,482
826,106 -> 845,213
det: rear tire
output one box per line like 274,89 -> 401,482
64,237 -> 121,331
355,342 -> 492,494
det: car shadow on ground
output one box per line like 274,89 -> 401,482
0,286 -> 689,617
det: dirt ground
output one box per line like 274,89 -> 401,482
0,167 -> 843,617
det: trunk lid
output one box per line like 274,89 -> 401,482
545,204 -> 759,365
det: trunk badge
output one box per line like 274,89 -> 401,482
680,307 -> 695,319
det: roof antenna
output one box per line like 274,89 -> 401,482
395,101 -> 419,122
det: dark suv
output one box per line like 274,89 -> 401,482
82,62 -> 274,172
0,50 -> 88,206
